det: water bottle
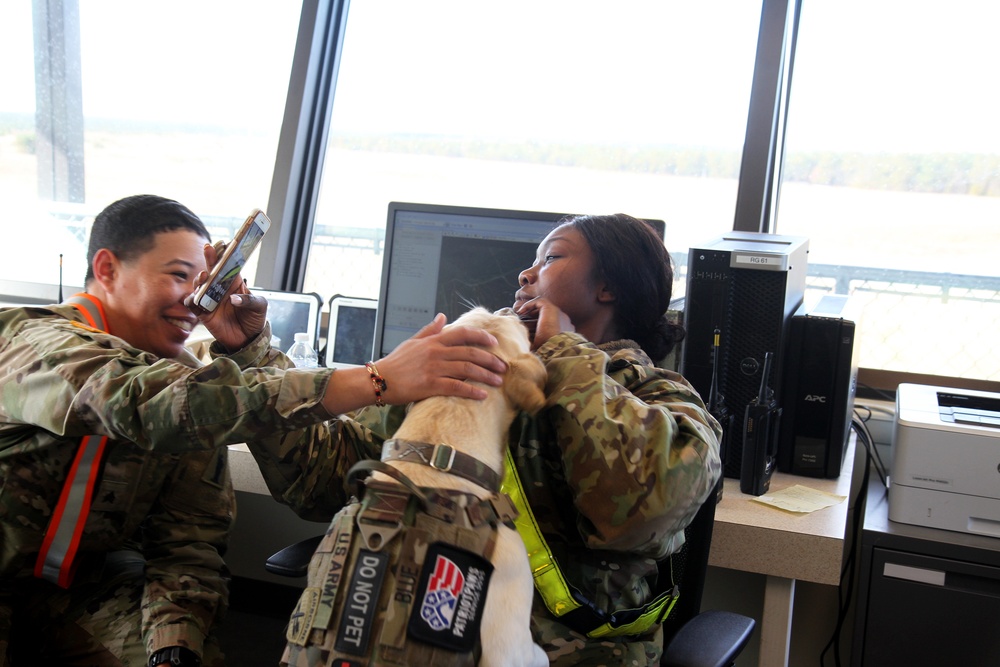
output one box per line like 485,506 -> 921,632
286,332 -> 319,368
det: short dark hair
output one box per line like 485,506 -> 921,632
85,195 -> 211,284
558,213 -> 685,361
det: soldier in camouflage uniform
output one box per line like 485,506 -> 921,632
0,195 -> 508,667
258,214 -> 722,666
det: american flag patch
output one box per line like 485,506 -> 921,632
408,543 -> 493,653
420,553 -> 466,630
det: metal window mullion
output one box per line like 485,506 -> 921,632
257,0 -> 351,292
32,0 -> 85,204
733,0 -> 801,234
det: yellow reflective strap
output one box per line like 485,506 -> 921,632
501,448 -> 678,638
587,590 -> 679,638
501,449 -> 582,618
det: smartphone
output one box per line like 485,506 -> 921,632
194,208 -> 271,312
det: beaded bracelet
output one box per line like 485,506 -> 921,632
364,361 -> 388,407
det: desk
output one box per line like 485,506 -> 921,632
710,437 -> 856,667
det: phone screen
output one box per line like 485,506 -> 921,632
196,211 -> 269,311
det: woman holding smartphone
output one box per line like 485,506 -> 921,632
0,194 -> 507,667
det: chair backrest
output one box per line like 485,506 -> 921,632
659,477 -> 722,643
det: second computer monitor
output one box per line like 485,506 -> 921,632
373,201 -> 665,358
374,203 -> 567,357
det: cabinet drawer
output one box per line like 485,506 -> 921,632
859,547 -> 1000,666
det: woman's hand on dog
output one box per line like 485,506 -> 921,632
319,313 -> 507,414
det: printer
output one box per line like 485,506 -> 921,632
889,383 -> 1000,538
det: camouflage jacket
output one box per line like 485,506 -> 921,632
244,332 -> 722,663
0,302 -> 334,655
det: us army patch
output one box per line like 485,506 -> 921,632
407,543 -> 493,652
334,549 -> 390,656
286,587 -> 321,645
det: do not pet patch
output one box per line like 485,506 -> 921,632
407,543 -> 493,653
334,549 -> 390,656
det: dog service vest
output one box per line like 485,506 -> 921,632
281,460 -> 518,667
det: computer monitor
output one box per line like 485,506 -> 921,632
373,202 -> 667,357
250,288 -> 323,353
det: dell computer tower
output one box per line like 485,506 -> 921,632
681,232 -> 809,479
778,294 -> 859,478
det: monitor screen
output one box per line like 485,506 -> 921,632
250,288 -> 323,353
373,202 -> 571,357
325,295 -> 378,368
372,203 -> 666,358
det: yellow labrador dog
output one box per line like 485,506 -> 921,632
377,307 -> 549,667
282,307 -> 548,667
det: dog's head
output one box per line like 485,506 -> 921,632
449,307 -> 547,415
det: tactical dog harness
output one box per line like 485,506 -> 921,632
281,441 -> 517,667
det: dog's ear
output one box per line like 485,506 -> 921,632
505,353 -> 547,415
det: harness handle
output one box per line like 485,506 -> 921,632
348,460 -> 430,509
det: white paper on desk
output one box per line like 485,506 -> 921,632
751,484 -> 846,513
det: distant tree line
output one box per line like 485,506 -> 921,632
330,133 -> 1000,198
2,112 -> 996,198
783,151 -> 1000,197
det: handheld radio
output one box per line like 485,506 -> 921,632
739,351 -> 782,496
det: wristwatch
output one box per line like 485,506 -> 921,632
148,646 -> 201,667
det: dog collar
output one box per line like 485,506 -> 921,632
381,439 -> 502,494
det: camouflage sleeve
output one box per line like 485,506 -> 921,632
208,326 -> 415,519
0,315 -> 335,453
242,411 -> 384,521
140,447 -> 235,658
242,403 -> 407,520
208,320 -> 283,370
536,332 -> 722,559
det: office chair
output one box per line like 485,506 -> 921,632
265,479 -> 754,667
658,478 -> 756,667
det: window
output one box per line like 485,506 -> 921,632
301,0 -> 763,304
0,1 -> 301,300
777,0 -> 1000,382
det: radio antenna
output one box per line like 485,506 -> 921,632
708,328 -> 734,501
758,351 -> 774,402
709,328 -> 724,412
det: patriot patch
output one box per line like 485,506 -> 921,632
407,543 -> 493,652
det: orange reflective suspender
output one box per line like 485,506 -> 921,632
34,294 -> 111,588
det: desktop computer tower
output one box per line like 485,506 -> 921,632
681,232 -> 809,479
778,294 -> 859,478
